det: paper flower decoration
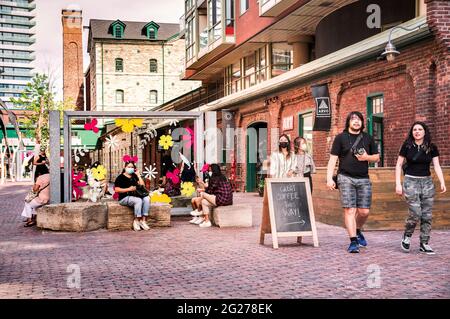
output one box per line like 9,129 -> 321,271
150,192 -> 172,204
182,127 -> 194,149
91,165 -> 107,180
115,118 -> 143,133
138,125 -> 157,150
72,170 -> 87,201
123,155 -> 138,163
105,135 -> 119,151
84,119 -> 99,133
179,152 -> 191,168
169,119 -> 179,126
181,182 -> 195,197
166,168 -> 180,184
201,163 -> 210,173
73,146 -> 89,163
143,165 -> 157,180
112,186 -> 119,201
159,135 -> 174,150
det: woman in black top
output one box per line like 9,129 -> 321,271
114,161 -> 151,231
33,147 -> 49,182
395,121 -> 446,255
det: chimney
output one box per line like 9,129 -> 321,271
62,9 -> 84,111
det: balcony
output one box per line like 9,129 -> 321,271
0,18 -> 36,27
259,0 -> 298,17
1,1 -> 36,10
0,87 -> 24,94
0,35 -> 35,44
1,69 -> 33,77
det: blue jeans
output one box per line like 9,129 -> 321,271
119,196 -> 150,218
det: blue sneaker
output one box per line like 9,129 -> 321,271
347,241 -> 360,253
357,231 -> 367,247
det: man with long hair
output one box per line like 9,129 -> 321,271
326,111 -> 380,253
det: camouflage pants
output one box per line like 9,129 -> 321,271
403,175 -> 435,243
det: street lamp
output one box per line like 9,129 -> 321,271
381,23 -> 427,62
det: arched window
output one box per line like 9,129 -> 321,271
148,28 -> 156,39
115,58 -> 123,72
149,90 -> 158,104
149,59 -> 157,73
114,25 -> 123,38
116,90 -> 124,104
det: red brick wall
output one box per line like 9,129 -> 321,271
62,10 -> 84,111
235,0 -> 274,45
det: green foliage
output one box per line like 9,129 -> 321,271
10,74 -> 74,145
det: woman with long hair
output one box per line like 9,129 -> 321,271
114,161 -> 151,231
269,134 -> 295,178
196,164 -> 233,228
293,136 -> 316,192
395,121 -> 446,254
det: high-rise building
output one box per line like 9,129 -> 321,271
0,0 -> 35,109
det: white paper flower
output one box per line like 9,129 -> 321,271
73,146 -> 89,163
105,135 -> 119,151
143,165 -> 157,180
169,119 -> 179,126
138,125 -> 157,150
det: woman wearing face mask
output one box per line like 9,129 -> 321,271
293,137 -> 316,192
395,121 -> 446,255
269,134 -> 295,178
114,161 -> 151,231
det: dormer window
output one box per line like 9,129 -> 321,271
144,21 -> 160,40
111,20 -> 126,39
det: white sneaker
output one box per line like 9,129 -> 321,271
139,221 -> 150,231
190,210 -> 203,217
133,220 -> 141,231
189,217 -> 199,224
199,220 -> 212,228
194,217 -> 205,225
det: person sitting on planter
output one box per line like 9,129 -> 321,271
189,169 -> 211,225
114,161 -> 150,231
197,164 -> 233,228
22,173 -> 50,227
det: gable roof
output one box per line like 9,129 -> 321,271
89,19 -> 179,42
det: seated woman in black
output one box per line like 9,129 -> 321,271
114,161 -> 150,232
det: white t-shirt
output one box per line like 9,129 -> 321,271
269,152 -> 295,178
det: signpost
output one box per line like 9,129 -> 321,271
259,177 -> 319,249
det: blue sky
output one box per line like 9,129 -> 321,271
35,0 -> 184,100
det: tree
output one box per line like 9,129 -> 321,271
11,74 -> 74,146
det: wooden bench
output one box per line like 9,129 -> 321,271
106,202 -> 171,231
210,204 -> 253,228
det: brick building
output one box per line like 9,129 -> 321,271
174,0 -> 449,193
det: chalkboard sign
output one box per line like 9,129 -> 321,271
260,178 -> 319,249
270,182 -> 311,233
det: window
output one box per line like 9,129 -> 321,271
113,25 -> 123,38
208,0 -> 222,43
367,95 -> 384,167
244,54 -> 256,88
271,43 -> 293,77
185,15 -> 195,62
149,59 -> 157,73
148,28 -> 156,39
240,0 -> 249,14
115,58 -> 123,72
116,90 -> 124,104
149,90 -> 158,104
299,112 -> 314,154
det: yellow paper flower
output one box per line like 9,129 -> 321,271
181,182 -> 195,197
150,193 -> 172,204
115,118 -> 144,133
158,135 -> 174,150
91,165 -> 107,180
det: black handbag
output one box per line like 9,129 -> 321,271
132,185 -> 150,198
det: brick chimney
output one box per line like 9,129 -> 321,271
62,9 -> 84,111
425,0 -> 450,51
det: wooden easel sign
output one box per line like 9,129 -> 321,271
259,178 -> 319,249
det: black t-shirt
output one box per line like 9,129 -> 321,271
399,142 -> 439,176
35,155 -> 49,176
114,173 -> 139,201
330,131 -> 379,179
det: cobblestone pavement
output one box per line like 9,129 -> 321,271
0,182 -> 449,299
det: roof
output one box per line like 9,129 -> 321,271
89,19 -> 179,41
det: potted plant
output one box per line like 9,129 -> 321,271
257,175 -> 265,197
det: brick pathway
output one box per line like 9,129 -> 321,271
0,182 -> 449,298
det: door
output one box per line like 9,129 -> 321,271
367,95 -> 384,167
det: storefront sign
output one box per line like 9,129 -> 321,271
282,116 -> 293,131
311,84 -> 332,131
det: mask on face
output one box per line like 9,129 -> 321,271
126,168 -> 135,174
208,172 -> 212,177
279,142 -> 289,149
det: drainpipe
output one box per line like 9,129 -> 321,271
162,41 -> 165,104
101,42 -> 104,111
